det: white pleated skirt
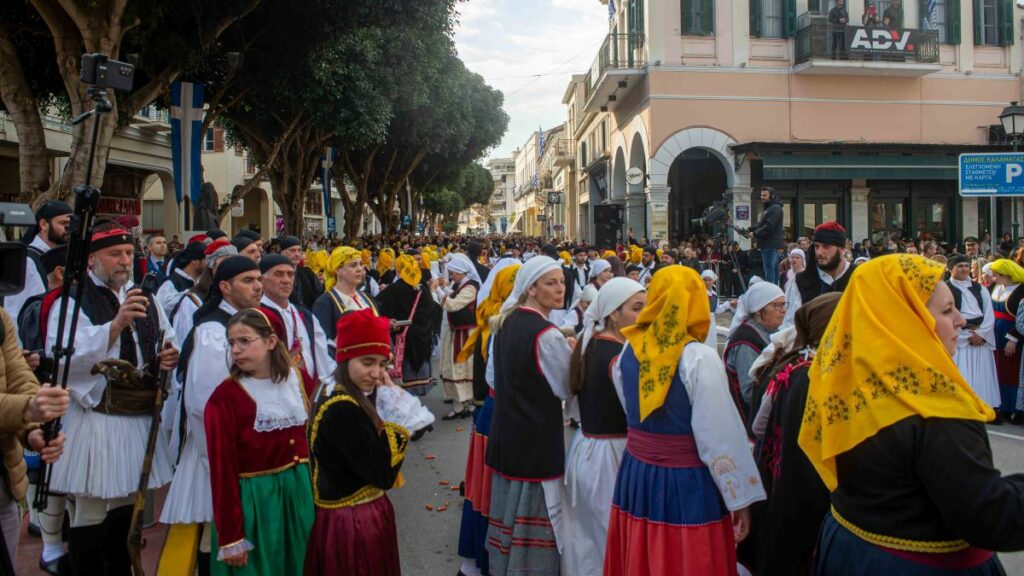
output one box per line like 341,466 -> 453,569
50,400 -> 173,500
954,345 -> 1001,408
159,432 -> 213,524
561,428 -> 626,576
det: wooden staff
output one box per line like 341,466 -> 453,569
128,331 -> 170,576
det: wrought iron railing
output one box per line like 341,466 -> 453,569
794,19 -> 939,65
586,33 -> 646,97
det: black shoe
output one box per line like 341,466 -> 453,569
992,413 -> 1005,425
443,399 -> 453,405
1011,413 -> 1024,426
39,554 -> 65,576
443,409 -> 467,421
411,425 -> 434,442
27,522 -> 41,538
568,419 -> 580,429
460,408 -> 475,419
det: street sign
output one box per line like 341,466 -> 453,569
231,199 -> 244,217
537,214 -> 547,222
625,167 -> 644,186
401,214 -> 412,226
736,205 -> 750,220
959,153 -> 1024,196
547,192 -> 562,205
553,224 -> 564,232
327,216 -> 336,233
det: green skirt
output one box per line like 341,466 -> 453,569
211,464 -> 315,576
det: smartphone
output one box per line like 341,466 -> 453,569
392,320 -> 413,328
139,272 -> 160,297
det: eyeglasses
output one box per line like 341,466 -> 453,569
227,336 -> 262,350
767,302 -> 787,310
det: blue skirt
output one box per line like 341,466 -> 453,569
815,513 -> 1006,576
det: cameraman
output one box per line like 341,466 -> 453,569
746,186 -> 784,285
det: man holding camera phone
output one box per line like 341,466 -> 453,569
745,186 -> 784,285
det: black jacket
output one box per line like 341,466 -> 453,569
752,198 -> 785,250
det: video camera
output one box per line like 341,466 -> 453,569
80,53 -> 135,93
0,203 -> 37,297
691,191 -> 736,230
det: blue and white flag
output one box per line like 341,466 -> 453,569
320,147 -> 337,219
169,82 -> 206,206
608,0 -> 615,19
923,0 -> 937,29
538,128 -> 546,155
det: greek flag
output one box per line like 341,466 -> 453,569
923,0 -> 937,29
538,128 -> 546,155
608,0 -> 615,19
169,82 -> 206,206
320,147 -> 337,219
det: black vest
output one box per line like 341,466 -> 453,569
176,307 -> 233,385
579,338 -> 627,436
486,308 -> 564,479
948,280 -> 986,319
446,280 -> 479,330
168,270 -> 195,293
795,261 -> 857,307
471,334 -> 490,403
79,280 -> 161,370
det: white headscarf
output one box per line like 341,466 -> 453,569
733,281 -> 785,328
589,259 -> 611,280
701,269 -> 718,282
729,276 -> 762,334
579,277 -> 644,358
579,285 -> 599,304
789,248 -> 806,262
500,255 -> 562,314
477,256 -> 518,305
446,253 -> 482,287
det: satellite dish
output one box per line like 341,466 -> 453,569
625,167 -> 645,186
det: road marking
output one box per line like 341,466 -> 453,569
987,430 -> 1024,441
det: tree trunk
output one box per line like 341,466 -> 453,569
0,27 -> 52,205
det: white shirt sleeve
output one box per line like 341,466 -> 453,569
5,259 -> 46,344
441,284 -> 477,312
311,314 -> 337,387
612,350 -> 626,409
155,279 -> 184,318
485,338 -> 495,389
537,327 -> 572,401
45,295 -> 113,407
183,321 -> 232,463
781,279 -> 801,330
976,289 -> 997,349
682,343 -> 767,511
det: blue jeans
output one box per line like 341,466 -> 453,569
761,248 -> 780,285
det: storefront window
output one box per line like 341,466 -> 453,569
870,197 -> 907,245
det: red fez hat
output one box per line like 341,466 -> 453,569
188,233 -> 209,244
90,227 -> 133,253
116,215 -> 140,229
204,238 -> 232,256
335,309 -> 392,363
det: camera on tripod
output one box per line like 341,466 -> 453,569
0,203 -> 39,296
691,191 -> 737,231
80,53 -> 135,92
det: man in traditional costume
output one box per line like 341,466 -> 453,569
259,253 -> 335,387
947,256 -> 1001,411
783,221 -> 858,327
279,236 -> 321,310
6,201 -> 71,327
156,241 -> 207,317
161,256 -> 263,573
45,225 -> 178,572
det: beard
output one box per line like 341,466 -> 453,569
93,259 -> 131,290
817,250 -> 843,272
47,225 -> 68,245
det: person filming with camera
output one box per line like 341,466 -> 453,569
745,186 -> 785,285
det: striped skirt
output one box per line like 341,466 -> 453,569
486,475 -> 560,576
458,396 -> 495,573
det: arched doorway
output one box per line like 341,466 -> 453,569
667,148 -> 728,242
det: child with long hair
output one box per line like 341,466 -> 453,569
205,308 -> 314,575
304,309 -> 410,575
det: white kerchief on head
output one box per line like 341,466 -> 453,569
500,255 -> 561,314
701,269 -> 718,282
734,281 -> 785,327
789,248 -> 805,261
579,277 -> 644,359
729,276 -> 763,334
447,253 -> 481,287
579,285 -> 599,304
589,259 -> 611,280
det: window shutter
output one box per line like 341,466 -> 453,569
703,0 -> 716,35
972,0 -> 982,45
750,0 -> 763,37
1000,0 -> 1014,45
948,0 -> 961,44
213,127 -> 225,152
783,0 -> 798,38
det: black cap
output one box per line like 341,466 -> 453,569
540,244 -> 558,258
35,201 -> 72,223
259,253 -> 294,274
207,229 -> 227,240
279,235 -> 301,251
40,245 -> 68,275
176,242 -> 207,265
231,236 -> 255,251
963,236 -> 980,244
214,255 -> 259,284
236,229 -> 261,242
947,255 -> 970,269
643,246 -> 658,256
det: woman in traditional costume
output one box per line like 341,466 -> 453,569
562,278 -> 646,576
723,280 -> 786,429
988,259 -> 1024,424
377,254 -> 442,397
376,248 -> 397,288
305,309 -> 410,575
800,254 -> 1024,575
485,256 -> 573,576
588,259 -> 614,289
434,253 -> 482,420
604,265 -> 765,576
312,246 -> 378,354
455,264 -> 521,576
750,292 -> 841,575
205,308 -> 315,575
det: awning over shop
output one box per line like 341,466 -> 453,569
508,211 -> 523,232
761,154 -> 958,180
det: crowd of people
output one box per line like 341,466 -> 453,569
1,198 -> 1024,575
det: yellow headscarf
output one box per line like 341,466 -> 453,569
989,258 -> 1024,283
419,251 -> 431,270
377,248 -> 395,277
622,266 -> 710,421
325,246 -> 362,292
457,264 -> 521,363
395,254 -> 422,287
361,249 -> 372,267
559,250 -> 571,266
629,245 -> 642,264
798,255 -> 994,491
602,249 -> 616,259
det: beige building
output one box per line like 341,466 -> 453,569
567,0 -> 1024,248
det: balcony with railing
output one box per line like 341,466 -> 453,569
582,33 -> 646,115
132,104 -> 171,132
794,15 -> 941,77
554,138 -> 575,167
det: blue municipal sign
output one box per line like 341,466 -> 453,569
327,217 -> 336,233
959,153 -> 1024,197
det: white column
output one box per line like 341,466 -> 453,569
731,186 -> 753,250
962,197 -> 979,239
646,185 -> 669,244
851,185 -> 870,243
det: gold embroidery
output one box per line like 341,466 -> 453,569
239,460 -> 308,478
314,484 -> 385,509
831,506 -> 969,553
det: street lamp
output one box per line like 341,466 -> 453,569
1000,101 -> 1024,240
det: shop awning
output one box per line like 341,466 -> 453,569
761,154 -> 958,180
508,211 -> 523,232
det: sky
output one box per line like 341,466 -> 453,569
453,0 -> 609,161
